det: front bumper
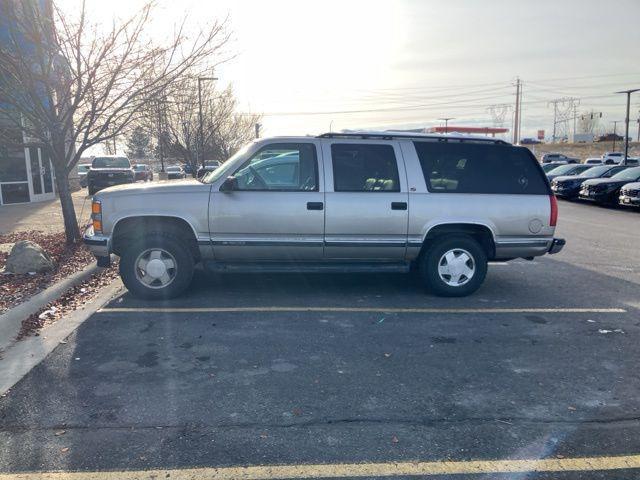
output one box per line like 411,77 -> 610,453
579,189 -> 610,202
89,177 -> 134,190
83,226 -> 111,258
548,238 -> 565,255
619,195 -> 640,206
552,185 -> 581,198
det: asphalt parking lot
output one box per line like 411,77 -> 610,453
1,200 -> 639,479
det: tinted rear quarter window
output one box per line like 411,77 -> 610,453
413,142 -> 549,195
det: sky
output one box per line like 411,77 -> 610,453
63,0 -> 640,142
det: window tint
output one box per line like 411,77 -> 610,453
92,157 -> 130,168
414,142 -> 549,195
234,143 -> 318,191
332,144 -> 400,192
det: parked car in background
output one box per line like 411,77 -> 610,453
541,153 -> 578,164
77,163 -> 91,188
551,165 -> 628,199
87,156 -> 135,195
541,162 -> 567,173
84,132 -> 564,299
584,158 -> 604,165
546,164 -> 593,182
521,138 -> 542,144
601,152 -> 625,164
183,164 -> 194,176
579,167 -> 640,204
197,161 -> 222,179
133,164 -> 153,182
165,165 -> 186,179
619,182 -> 640,208
595,133 -> 623,143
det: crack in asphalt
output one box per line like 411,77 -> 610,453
3,414 -> 640,433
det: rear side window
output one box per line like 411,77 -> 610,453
413,142 -> 549,195
332,144 -> 400,192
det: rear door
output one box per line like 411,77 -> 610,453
322,140 -> 408,260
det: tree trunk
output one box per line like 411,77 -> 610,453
55,170 -> 81,245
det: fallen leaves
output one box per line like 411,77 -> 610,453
0,231 -> 95,313
17,261 -> 119,339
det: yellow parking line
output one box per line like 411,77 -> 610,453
2,454 -> 640,479
98,306 -> 627,314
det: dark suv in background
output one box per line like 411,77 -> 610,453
87,156 -> 135,195
579,167 -> 640,204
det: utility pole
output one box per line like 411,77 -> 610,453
611,120 -> 621,152
637,114 -> 640,142
438,117 -> 454,134
513,77 -> 521,144
615,88 -> 640,165
255,123 -> 261,139
198,76 -> 217,169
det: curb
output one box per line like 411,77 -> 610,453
0,260 -> 103,353
0,278 -> 124,395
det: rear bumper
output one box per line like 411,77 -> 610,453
548,238 -> 565,255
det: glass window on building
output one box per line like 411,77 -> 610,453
0,144 -> 30,204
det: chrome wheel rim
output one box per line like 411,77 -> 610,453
134,248 -> 177,289
437,248 -> 475,287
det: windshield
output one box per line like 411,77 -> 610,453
547,164 -> 577,175
92,157 -> 130,168
203,143 -> 252,183
578,166 -> 609,177
133,165 -> 146,171
611,167 -> 640,181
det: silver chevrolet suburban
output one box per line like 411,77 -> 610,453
84,132 -> 565,299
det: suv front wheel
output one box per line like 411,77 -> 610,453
119,233 -> 194,299
419,235 -> 488,297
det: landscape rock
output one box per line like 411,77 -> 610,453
5,240 -> 55,274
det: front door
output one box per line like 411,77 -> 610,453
210,142 -> 325,261
322,141 -> 409,260
28,147 -> 55,201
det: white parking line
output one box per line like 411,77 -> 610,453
99,306 -> 627,314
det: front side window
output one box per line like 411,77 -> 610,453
331,144 -> 400,192
234,143 -> 318,191
414,142 -> 548,195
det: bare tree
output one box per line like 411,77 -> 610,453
0,0 -> 231,243
160,79 -> 260,173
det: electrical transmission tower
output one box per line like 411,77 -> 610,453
548,97 -> 580,142
487,104 -> 511,128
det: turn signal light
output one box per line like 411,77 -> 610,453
549,194 -> 558,227
92,218 -> 102,232
91,200 -> 102,215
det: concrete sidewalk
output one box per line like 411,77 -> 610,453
0,190 -> 91,235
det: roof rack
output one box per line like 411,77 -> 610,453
317,131 -> 509,145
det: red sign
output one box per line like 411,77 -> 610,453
537,130 -> 545,140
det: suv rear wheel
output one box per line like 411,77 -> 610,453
419,235 -> 487,297
119,233 -> 194,299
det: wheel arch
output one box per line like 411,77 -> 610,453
419,222 -> 496,260
111,215 -> 200,260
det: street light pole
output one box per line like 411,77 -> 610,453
198,76 -> 217,170
438,117 -> 454,134
611,121 -> 621,153
615,88 -> 640,166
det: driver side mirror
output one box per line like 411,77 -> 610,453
220,176 -> 238,193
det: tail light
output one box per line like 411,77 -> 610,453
549,194 -> 558,227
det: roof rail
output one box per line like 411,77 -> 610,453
317,131 -> 509,145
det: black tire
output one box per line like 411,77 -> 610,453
418,235 -> 488,297
119,233 -> 194,300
